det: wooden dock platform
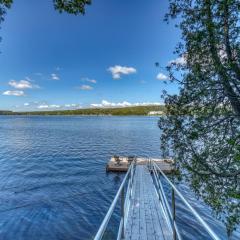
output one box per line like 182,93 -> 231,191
124,165 -> 173,240
106,156 -> 174,174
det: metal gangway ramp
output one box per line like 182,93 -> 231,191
94,160 -> 220,240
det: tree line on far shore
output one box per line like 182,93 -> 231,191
0,105 -> 165,116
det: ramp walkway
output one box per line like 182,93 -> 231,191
94,159 -> 220,240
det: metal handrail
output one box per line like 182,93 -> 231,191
151,160 -> 221,240
151,163 -> 182,240
94,162 -> 135,240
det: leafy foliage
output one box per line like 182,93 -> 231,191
53,0 -> 91,15
0,0 -> 12,43
0,0 -> 12,20
160,0 -> 240,235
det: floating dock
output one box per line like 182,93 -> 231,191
106,156 -> 175,174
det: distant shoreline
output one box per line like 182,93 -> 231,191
0,114 -> 163,117
0,105 -> 165,116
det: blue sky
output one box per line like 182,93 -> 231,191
0,0 -> 181,111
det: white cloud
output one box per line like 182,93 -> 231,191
108,65 -> 137,79
17,100 -> 163,111
23,101 -> 41,108
50,104 -> 60,108
64,104 -> 81,108
168,55 -> 186,66
51,73 -> 60,80
2,90 -> 25,96
156,73 -> 168,81
38,105 -> 49,109
8,79 -> 38,89
38,104 -> 60,109
21,102 -> 81,110
79,85 -> 93,90
35,72 -> 42,76
91,100 -> 163,108
87,79 -> 97,84
81,77 -> 97,84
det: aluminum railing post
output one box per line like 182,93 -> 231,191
172,187 -> 176,240
121,187 -> 125,239
131,165 -> 133,198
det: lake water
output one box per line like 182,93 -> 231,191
0,116 -> 239,240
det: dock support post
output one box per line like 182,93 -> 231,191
121,187 -> 125,239
172,188 -> 176,240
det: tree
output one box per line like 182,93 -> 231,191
0,1 -> 12,43
160,0 -> 240,235
53,0 -> 91,14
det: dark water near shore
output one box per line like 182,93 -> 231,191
0,116 -> 239,240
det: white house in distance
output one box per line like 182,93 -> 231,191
148,111 -> 164,116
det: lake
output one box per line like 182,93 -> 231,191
0,116 -> 238,240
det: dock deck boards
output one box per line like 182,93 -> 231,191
124,165 -> 173,240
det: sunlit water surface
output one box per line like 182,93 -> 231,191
0,116 -> 239,240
